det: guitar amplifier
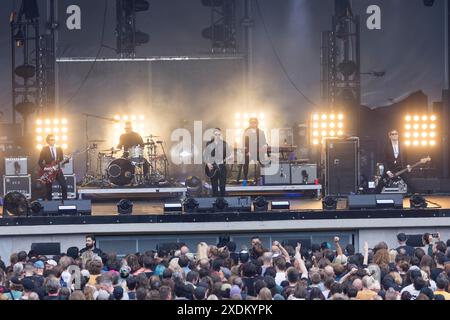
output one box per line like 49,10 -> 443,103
291,164 -> 317,184
3,175 -> 31,199
5,157 -> 28,176
61,158 -> 74,175
52,174 -> 77,199
263,163 -> 291,185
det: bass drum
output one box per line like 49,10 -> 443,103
107,158 -> 149,186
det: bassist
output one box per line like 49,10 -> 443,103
376,130 -> 411,193
38,134 -> 68,200
204,128 -> 232,197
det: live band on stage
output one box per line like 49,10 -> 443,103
22,115 -> 432,203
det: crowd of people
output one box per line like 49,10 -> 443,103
1,233 -> 450,301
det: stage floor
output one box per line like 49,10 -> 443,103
83,195 -> 450,216
1,195 -> 450,217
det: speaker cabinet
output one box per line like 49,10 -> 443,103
348,194 -> 403,209
324,138 -> 359,195
33,200 -> 92,216
263,163 -> 291,185
184,197 -> 252,213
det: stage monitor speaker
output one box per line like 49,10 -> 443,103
348,195 -> 376,209
35,200 -> 92,216
348,194 -> 403,209
324,138 -> 359,195
375,194 -> 403,209
184,197 -> 252,213
31,242 -> 61,256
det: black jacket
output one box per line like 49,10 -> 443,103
383,140 -> 407,174
38,146 -> 64,169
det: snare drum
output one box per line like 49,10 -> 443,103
129,146 -> 144,163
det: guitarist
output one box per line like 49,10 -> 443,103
204,128 -> 232,197
376,129 -> 412,193
38,134 -> 68,201
243,117 -> 269,182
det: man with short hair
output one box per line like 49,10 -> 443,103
434,275 -> 450,300
396,233 -> 415,256
79,235 -> 103,256
431,252 -> 446,281
43,277 -> 61,300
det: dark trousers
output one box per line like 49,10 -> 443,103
45,171 -> 67,201
211,165 -> 227,197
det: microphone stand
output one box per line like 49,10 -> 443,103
81,113 -> 119,186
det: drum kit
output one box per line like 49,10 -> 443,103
82,135 -> 169,187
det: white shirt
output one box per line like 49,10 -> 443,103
49,146 -> 57,160
392,141 -> 399,159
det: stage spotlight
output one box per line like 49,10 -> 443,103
163,202 -> 183,213
403,114 -> 437,148
185,176 -> 202,196
30,201 -> 43,216
410,194 -> 427,209
322,196 -> 338,210
35,117 -> 70,150
117,199 -> 133,215
310,112 -> 345,145
213,197 -> 229,212
271,201 -> 290,210
253,196 -> 269,212
182,197 -> 199,213
3,192 -> 29,216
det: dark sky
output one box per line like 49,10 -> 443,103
0,0 -> 446,125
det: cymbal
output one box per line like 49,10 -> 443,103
101,148 -> 121,153
89,139 -> 106,143
145,135 -> 160,138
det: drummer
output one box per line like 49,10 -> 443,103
117,121 -> 144,158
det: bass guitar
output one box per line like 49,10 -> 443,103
205,163 -> 220,179
382,156 -> 431,187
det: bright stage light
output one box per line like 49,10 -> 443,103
310,112 -> 345,145
403,114 -> 437,148
111,114 -> 147,147
35,118 -> 70,150
232,112 -> 268,147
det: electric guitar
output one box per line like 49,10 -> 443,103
38,155 -> 72,184
382,156 -> 431,186
37,147 -> 90,184
205,163 -> 220,179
